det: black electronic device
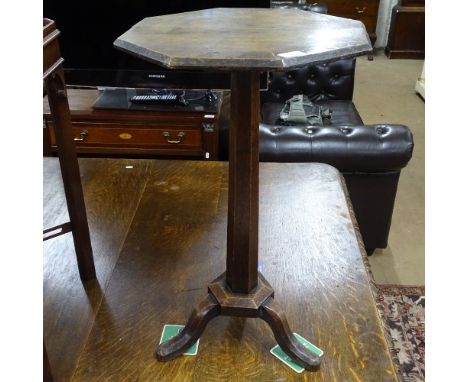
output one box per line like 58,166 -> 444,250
43,1 -> 270,90
92,88 -> 221,113
130,94 -> 187,106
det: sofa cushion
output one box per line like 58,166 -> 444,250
261,100 -> 364,126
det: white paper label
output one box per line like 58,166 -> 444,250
278,51 -> 307,58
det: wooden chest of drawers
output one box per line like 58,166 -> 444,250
316,0 -> 380,43
43,89 -> 222,160
385,1 -> 425,59
275,1 -> 380,37
272,0 -> 380,52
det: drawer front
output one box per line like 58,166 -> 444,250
326,0 -> 379,32
49,123 -> 202,150
326,0 -> 379,15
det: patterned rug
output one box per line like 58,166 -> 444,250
375,285 -> 425,382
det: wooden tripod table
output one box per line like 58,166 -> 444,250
115,8 -> 372,371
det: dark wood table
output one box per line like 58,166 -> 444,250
114,8 -> 372,370
44,158 -> 397,381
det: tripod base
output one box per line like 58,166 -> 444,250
155,273 -> 321,371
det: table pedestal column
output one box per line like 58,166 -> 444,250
226,71 -> 260,293
155,72 -> 320,371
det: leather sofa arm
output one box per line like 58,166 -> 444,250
259,124 -> 414,172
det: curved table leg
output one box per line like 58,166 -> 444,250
260,297 -> 321,371
155,294 -> 220,361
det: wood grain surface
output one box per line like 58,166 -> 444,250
44,158 -> 397,381
226,72 -> 260,293
43,158 -> 153,381
114,8 -> 372,71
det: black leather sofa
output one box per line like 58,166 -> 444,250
218,58 -> 414,254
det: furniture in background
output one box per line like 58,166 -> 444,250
114,7 -> 371,370
43,19 -> 96,280
44,157 -> 399,381
317,0 -> 379,59
318,0 -> 380,48
219,58 -> 414,254
43,89 -> 223,160
415,60 -> 425,99
385,0 -> 425,59
43,18 -> 97,382
271,0 -> 379,58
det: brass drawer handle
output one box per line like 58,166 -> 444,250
73,129 -> 89,142
163,131 -> 185,144
355,6 -> 367,14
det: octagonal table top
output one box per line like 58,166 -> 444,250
114,8 -> 372,71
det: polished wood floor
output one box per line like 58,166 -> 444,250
44,158 -> 396,381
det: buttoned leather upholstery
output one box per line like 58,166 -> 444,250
217,57 -> 414,253
262,58 -> 356,103
261,59 -> 363,127
259,124 -> 413,172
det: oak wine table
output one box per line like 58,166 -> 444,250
114,8 -> 372,371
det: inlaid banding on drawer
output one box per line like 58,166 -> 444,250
49,124 -> 202,148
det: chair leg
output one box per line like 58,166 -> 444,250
44,72 -> 96,281
44,341 -> 53,382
